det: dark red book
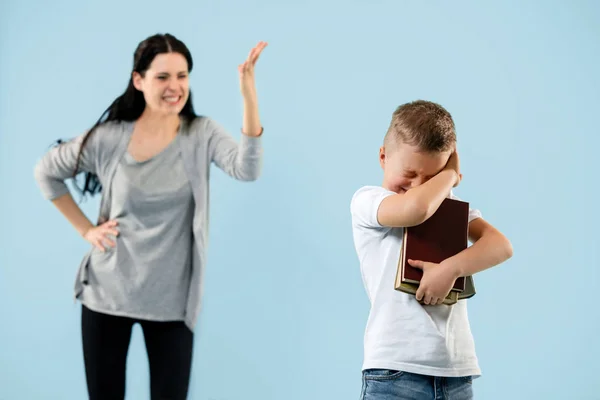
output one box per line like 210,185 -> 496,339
394,197 -> 469,292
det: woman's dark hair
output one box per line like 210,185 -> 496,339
67,33 -> 198,197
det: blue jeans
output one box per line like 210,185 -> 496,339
360,369 -> 473,400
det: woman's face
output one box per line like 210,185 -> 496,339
133,52 -> 190,116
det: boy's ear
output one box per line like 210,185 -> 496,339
379,146 -> 386,169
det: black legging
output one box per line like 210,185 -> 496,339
81,305 -> 194,400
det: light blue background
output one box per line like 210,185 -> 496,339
1,0 -> 598,399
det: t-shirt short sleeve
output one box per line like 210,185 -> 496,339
449,191 -> 482,223
351,186 -> 396,229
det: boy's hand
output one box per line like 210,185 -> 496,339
444,150 -> 462,187
408,259 -> 460,305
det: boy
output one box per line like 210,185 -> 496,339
350,100 -> 513,400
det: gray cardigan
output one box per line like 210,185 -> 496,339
34,116 -> 263,330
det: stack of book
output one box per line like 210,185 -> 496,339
394,197 -> 476,305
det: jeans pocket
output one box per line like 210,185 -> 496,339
460,375 -> 473,384
363,369 -> 405,381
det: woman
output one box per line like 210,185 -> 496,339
34,33 -> 267,399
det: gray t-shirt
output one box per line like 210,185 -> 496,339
81,134 -> 194,321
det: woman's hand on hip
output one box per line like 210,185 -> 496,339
84,220 -> 119,252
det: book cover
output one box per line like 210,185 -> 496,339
394,197 -> 470,293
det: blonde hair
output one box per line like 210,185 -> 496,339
384,100 -> 456,152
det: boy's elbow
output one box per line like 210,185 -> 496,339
378,196 -> 429,227
403,201 -> 430,227
403,191 -> 439,226
493,232 -> 513,263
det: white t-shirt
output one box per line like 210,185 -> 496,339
350,185 -> 483,377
